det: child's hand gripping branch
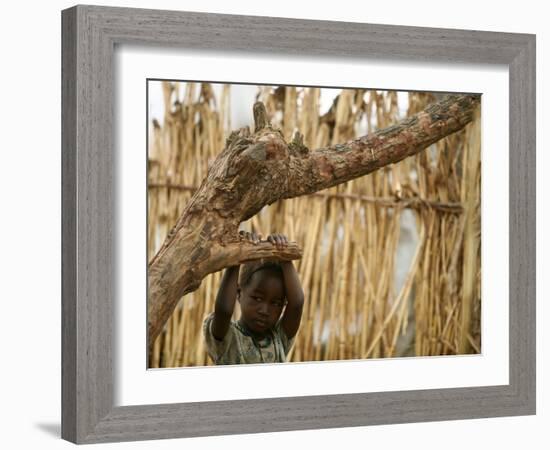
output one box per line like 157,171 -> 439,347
202,231 -> 305,365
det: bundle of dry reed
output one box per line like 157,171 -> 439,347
148,82 -> 481,367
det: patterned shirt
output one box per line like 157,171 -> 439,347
202,311 -> 295,365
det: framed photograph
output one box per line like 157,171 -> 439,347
145,80 -> 482,371
61,4 -> 535,444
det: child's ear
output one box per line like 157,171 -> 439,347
236,287 -> 241,302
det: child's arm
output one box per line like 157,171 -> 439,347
267,234 -> 305,340
211,265 -> 240,341
279,260 -> 304,340
211,230 -> 262,341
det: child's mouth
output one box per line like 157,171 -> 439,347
254,319 -> 268,327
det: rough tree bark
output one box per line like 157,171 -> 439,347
147,93 -> 480,353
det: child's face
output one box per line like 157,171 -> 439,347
238,269 -> 286,335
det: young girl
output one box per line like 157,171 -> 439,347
202,231 -> 304,365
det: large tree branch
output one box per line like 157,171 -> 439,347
284,94 -> 480,198
147,93 -> 480,351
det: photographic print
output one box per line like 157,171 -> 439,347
146,80 -> 481,369
61,7 -> 535,442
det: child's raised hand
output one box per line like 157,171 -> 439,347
267,233 -> 288,250
238,229 -> 262,245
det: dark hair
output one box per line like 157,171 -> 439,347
238,259 -> 283,288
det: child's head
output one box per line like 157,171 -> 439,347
237,259 -> 287,335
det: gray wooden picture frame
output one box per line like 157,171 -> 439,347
61,4 -> 536,444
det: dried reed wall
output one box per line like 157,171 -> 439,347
147,81 -> 481,367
